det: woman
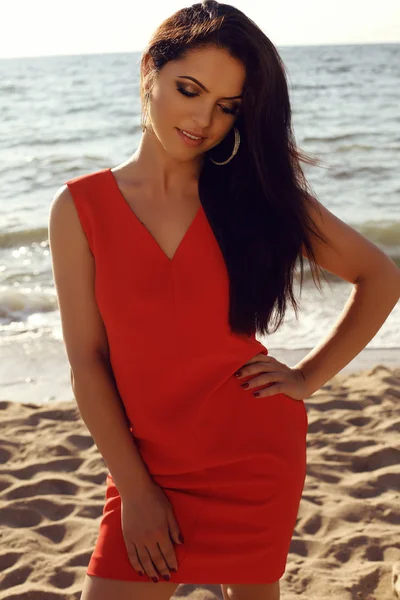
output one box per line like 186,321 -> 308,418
48,1 -> 400,599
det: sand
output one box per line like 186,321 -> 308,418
1,364 -> 399,599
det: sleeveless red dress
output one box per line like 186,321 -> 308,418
65,167 -> 308,584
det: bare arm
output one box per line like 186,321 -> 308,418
70,357 -> 153,499
297,197 -> 400,396
49,185 -> 154,500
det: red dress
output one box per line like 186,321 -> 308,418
65,167 -> 308,584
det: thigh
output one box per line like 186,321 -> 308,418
221,582 -> 280,600
80,574 -> 180,600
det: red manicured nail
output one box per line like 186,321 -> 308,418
152,576 -> 159,583
138,571 -> 144,576
240,382 -> 249,388
235,371 -> 242,377
253,392 -> 260,397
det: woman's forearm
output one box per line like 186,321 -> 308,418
294,262 -> 400,397
71,356 -> 154,500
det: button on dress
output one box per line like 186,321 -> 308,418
65,167 -> 308,584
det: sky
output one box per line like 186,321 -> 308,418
0,0 -> 399,59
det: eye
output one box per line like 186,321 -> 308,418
221,105 -> 239,116
176,85 -> 198,98
176,85 -> 239,116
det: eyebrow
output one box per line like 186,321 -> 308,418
177,75 -> 243,100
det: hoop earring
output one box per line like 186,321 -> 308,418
209,127 -> 240,166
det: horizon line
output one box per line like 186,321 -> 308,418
1,40 -> 399,61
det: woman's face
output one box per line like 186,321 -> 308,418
144,45 -> 246,161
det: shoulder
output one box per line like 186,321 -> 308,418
48,184 -> 87,243
49,184 -> 73,219
301,194 -> 392,284
49,167 -> 112,221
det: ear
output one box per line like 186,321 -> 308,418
141,52 -> 153,92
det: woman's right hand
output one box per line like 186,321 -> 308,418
120,481 -> 183,582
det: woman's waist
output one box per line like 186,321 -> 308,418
110,332 -> 266,363
110,338 -> 268,405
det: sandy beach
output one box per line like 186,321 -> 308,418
1,363 -> 399,600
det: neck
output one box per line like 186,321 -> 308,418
126,128 -> 204,196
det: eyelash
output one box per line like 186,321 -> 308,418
176,85 -> 239,116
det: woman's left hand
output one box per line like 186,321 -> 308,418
234,353 -> 309,401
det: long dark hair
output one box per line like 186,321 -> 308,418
140,0 -> 330,336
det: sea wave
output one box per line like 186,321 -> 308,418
1,221 -> 399,254
0,287 -> 57,324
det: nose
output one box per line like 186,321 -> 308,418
192,102 -> 214,130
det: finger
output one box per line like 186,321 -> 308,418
167,506 -> 184,546
252,382 -> 285,398
240,354 -> 286,377
239,371 -> 281,391
136,545 -> 161,582
242,353 -> 271,365
125,542 -> 146,577
147,541 -> 173,581
158,535 -> 179,572
235,361 -> 274,379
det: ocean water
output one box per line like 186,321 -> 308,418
1,43 -> 399,403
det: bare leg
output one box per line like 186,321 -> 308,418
221,581 -> 280,600
80,574 -> 180,600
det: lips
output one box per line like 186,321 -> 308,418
176,128 -> 206,147
178,128 -> 206,140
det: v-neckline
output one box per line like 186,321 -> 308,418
107,168 -> 203,263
